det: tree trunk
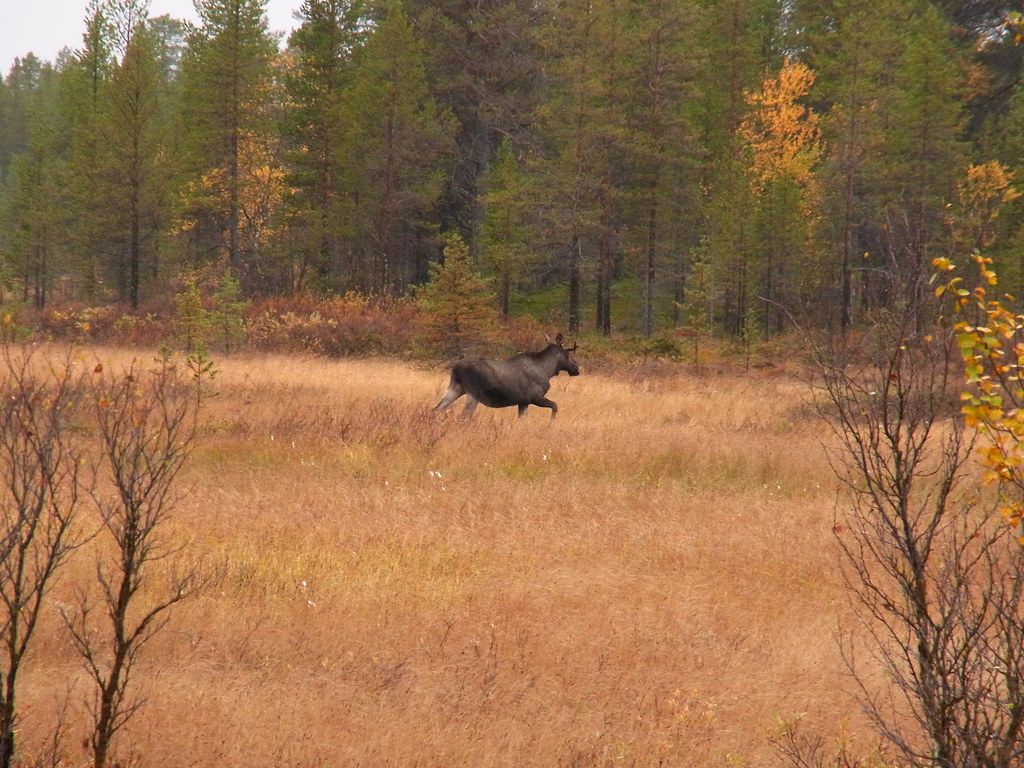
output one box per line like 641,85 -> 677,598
643,190 -> 658,337
569,235 -> 581,335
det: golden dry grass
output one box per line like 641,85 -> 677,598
18,349 -> 872,767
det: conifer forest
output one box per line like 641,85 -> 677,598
2,0 -> 1024,341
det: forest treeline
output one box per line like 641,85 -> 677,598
2,0 -> 1024,340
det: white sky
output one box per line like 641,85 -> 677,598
1,0 -> 300,74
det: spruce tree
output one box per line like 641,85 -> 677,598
983,79 -> 1024,296
873,1 -> 966,291
812,0 -> 897,330
416,232 -> 497,359
849,0 -> 965,320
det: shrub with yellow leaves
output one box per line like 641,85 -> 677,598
935,250 -> 1024,536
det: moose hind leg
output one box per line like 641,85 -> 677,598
462,396 -> 480,417
434,383 -> 464,413
533,397 -> 558,418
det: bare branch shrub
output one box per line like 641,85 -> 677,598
813,293 -> 1024,768
768,714 -> 884,768
0,343 -> 88,768
61,351 -> 213,768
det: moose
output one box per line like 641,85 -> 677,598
434,334 -> 580,418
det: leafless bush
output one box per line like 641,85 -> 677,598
0,344 -> 90,768
60,351 -> 214,768
812,295 -> 1024,767
768,715 -> 886,768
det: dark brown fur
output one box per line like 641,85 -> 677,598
434,334 -> 579,418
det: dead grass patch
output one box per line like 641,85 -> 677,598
15,348 -> 869,767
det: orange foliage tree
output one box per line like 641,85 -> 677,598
739,58 -> 822,194
737,58 -> 824,336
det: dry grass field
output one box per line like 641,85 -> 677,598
17,348 -> 877,767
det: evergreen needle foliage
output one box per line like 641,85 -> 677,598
2,0 -> 1017,339
415,233 -> 497,359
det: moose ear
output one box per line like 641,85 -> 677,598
569,343 -> 578,353
555,332 -> 564,345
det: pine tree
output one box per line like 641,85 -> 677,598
479,137 -> 534,317
402,0 -> 544,242
334,0 -> 454,295
78,0 -> 116,102
622,0 -> 701,337
0,55 -> 56,293
2,62 -> 66,309
104,21 -> 172,308
67,1 -> 175,310
688,0 -> 782,338
283,0 -> 368,291
64,0 -> 117,301
0,56 -> 49,182
534,0 -> 629,335
176,0 -> 280,288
